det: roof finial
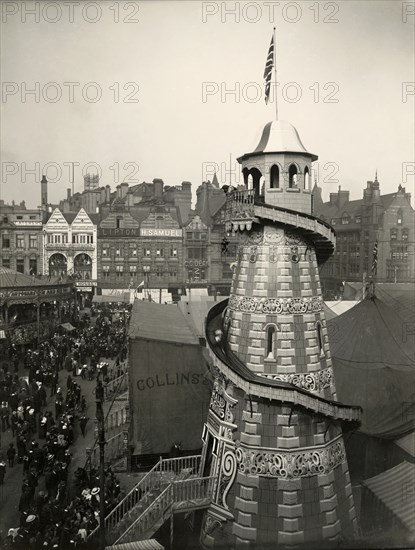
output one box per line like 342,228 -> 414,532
374,169 -> 378,182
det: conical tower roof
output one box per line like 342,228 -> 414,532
238,120 -> 318,162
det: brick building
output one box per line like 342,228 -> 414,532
0,200 -> 44,275
313,176 -> 415,296
97,179 -> 189,298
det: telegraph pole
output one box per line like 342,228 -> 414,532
95,379 -> 106,550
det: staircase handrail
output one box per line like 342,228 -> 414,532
86,454 -> 202,540
114,484 -> 173,544
115,475 -> 215,545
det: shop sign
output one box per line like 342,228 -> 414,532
140,228 -> 182,238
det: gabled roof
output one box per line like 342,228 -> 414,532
129,301 -> 199,345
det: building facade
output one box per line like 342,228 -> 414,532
43,208 -> 98,305
313,178 -> 415,296
0,201 -> 44,275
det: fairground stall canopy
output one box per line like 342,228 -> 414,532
0,267 -> 74,345
128,300 -> 212,462
327,296 -> 415,481
328,296 -> 415,439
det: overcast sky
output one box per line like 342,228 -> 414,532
1,0 -> 414,208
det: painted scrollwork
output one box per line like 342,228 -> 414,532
235,437 -> 345,479
220,450 -> 238,510
258,367 -> 334,392
209,389 -> 226,420
229,294 -> 324,314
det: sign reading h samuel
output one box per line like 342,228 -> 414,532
140,228 -> 182,238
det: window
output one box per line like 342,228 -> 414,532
16,215 -> 23,220
397,208 -> 403,225
2,258 -> 11,268
16,235 -> 24,248
116,265 -> 124,278
115,248 -> 121,257
29,259 -> 37,275
341,216 -> 350,225
331,219 -> 337,226
355,216 -> 361,224
390,229 -> 398,241
29,215 -> 36,220
265,325 -> 276,359
170,248 -> 178,257
129,265 -> 137,274
288,164 -> 298,188
169,270 -> 177,279
144,248 -> 151,257
188,248 -> 206,260
130,247 -> 137,257
156,267 -> 163,278
116,217 -> 122,229
29,235 -> 37,249
270,165 -> 280,189
16,258 -> 24,273
102,247 -> 109,256
402,229 -> 409,241
102,265 -> 110,279
316,321 -> 325,356
2,236 -> 10,248
156,248 -> 164,257
304,167 -> 310,190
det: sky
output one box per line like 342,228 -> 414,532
1,0 -> 414,209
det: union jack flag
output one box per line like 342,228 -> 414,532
264,32 -> 275,104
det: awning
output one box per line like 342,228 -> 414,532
363,461 -> 415,532
61,323 -> 76,332
93,293 -> 130,304
106,540 -> 164,550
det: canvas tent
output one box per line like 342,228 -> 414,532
128,301 -> 212,458
328,296 -> 415,439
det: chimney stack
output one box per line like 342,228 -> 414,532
41,175 -> 48,206
153,178 -> 164,198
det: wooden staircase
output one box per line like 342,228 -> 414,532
86,455 -> 214,546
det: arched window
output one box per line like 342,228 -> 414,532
316,321 -> 324,356
288,164 -> 298,188
304,167 -> 310,190
265,324 -> 277,359
270,165 -> 280,189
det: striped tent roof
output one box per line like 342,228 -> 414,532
363,461 -> 415,533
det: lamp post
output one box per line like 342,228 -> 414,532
95,379 -> 106,550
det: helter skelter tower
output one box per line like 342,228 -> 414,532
199,120 -> 362,548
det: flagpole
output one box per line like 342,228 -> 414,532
273,27 -> 278,121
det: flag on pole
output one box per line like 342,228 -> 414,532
371,241 -> 378,274
263,32 -> 275,104
137,280 -> 145,289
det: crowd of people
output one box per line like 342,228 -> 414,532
0,306 -> 130,548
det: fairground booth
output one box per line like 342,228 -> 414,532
0,266 -> 75,349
